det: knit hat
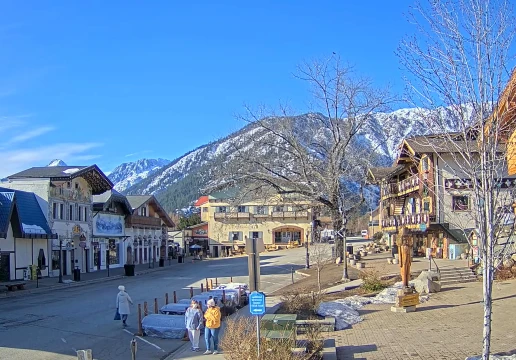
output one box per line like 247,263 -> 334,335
118,285 -> 125,291
207,299 -> 215,307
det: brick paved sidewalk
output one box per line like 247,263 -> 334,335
334,280 -> 516,360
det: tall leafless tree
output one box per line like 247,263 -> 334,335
215,56 -> 395,280
398,0 -> 516,358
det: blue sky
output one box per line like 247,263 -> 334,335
0,0 -> 414,177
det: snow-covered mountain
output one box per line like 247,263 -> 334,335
108,158 -> 170,192
122,106 -> 469,211
48,159 -> 67,167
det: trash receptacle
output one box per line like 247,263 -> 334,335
346,245 -> 354,256
73,267 -> 81,281
159,258 -> 165,267
178,255 -> 183,263
124,264 -> 135,276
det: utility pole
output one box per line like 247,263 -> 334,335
305,232 -> 310,269
58,235 -> 63,283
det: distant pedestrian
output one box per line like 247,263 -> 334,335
185,300 -> 203,351
116,285 -> 133,327
203,299 -> 221,355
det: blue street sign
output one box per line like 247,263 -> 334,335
420,223 -> 427,232
249,291 -> 266,315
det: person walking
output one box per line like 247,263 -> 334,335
203,299 -> 221,355
185,300 -> 203,351
116,285 -> 133,327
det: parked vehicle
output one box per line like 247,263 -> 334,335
361,230 -> 369,238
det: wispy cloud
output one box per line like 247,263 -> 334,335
8,126 -> 54,144
1,142 -> 103,178
125,150 -> 151,158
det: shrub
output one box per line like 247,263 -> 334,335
220,317 -> 313,360
360,270 -> 388,293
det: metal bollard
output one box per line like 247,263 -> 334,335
130,338 -> 137,360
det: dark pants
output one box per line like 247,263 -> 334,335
204,327 -> 220,351
122,314 -> 128,323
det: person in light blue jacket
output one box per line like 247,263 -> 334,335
185,300 -> 203,351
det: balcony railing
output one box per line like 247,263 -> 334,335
272,211 -> 309,219
125,215 -> 162,227
382,175 -> 420,198
214,210 -> 309,220
214,212 -> 250,219
50,187 -> 91,203
381,212 -> 435,229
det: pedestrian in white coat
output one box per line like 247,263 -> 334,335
116,285 -> 133,327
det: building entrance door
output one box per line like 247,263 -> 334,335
213,246 -> 219,258
0,253 -> 10,281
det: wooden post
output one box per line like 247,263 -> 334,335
230,276 -> 233,283
137,304 -> 143,336
215,277 -> 218,286
210,279 -> 213,289
154,298 -> 158,314
205,278 -> 209,290
201,283 -> 204,292
143,301 -> 148,316
165,293 -> 169,305
190,286 -> 193,298
173,290 -> 177,303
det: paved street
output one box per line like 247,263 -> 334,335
0,247 -> 310,360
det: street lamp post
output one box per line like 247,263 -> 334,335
305,232 -> 310,269
58,235 -> 63,283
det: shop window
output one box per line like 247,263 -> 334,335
452,196 -> 469,211
109,239 -> 120,265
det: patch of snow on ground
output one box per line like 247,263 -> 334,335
318,282 -> 431,329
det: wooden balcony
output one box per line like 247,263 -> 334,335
381,212 -> 435,232
214,212 -> 250,220
381,175 -> 420,200
271,211 -> 309,219
125,215 -> 162,227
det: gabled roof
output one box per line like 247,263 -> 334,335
0,187 -> 55,239
367,165 -> 405,183
194,196 -> 209,207
0,189 -> 15,238
8,165 -> 113,195
186,222 -> 208,230
126,195 -> 175,227
93,190 -> 132,215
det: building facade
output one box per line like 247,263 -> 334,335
194,190 -> 313,257
92,190 -> 133,270
368,136 -> 483,258
0,187 -> 56,281
125,195 -> 175,266
3,165 -> 113,276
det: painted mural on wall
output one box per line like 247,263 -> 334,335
93,213 -> 125,237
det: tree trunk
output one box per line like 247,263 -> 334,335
332,215 -> 343,259
317,267 -> 321,294
342,227 -> 348,280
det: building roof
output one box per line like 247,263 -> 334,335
92,190 -> 132,215
0,187 -> 54,239
367,165 -> 405,183
194,196 -> 209,207
8,165 -> 113,195
0,189 -> 15,238
125,195 -> 175,227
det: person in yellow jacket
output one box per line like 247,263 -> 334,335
203,299 -> 221,354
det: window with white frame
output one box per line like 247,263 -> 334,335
216,206 -> 227,213
52,202 -> 58,220
59,203 -> 64,220
254,206 -> 268,215
140,207 -> 147,216
237,205 -> 248,213
69,204 -> 74,221
249,231 -> 263,240
229,231 -> 243,242
274,205 -> 285,212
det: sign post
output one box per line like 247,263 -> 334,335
249,291 -> 266,358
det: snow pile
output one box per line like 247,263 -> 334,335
160,303 -> 189,315
22,224 -> 47,235
318,283 -> 431,329
63,168 -> 80,174
317,302 -> 362,330
467,356 -> 516,360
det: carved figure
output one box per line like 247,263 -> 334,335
399,236 -> 412,288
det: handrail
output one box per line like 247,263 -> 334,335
429,255 -> 440,274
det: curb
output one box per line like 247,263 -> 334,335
294,270 -> 311,277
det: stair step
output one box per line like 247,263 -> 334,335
440,278 -> 477,286
439,275 -> 477,281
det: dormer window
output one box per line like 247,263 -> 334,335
140,207 -> 147,216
